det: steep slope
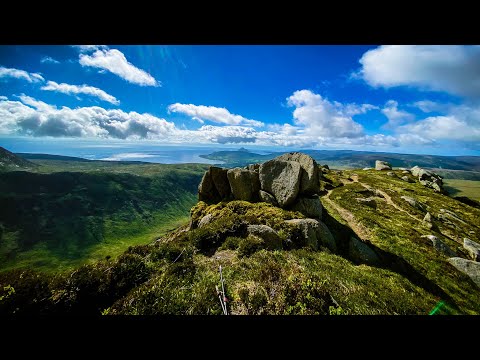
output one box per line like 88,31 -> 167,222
0,146 -> 37,170
1,153 -> 479,315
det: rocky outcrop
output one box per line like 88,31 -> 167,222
410,166 -> 444,193
401,176 -> 414,183
276,152 -> 320,195
259,159 -> 301,207
227,168 -> 260,202
285,218 -> 336,251
290,196 -> 322,218
198,169 -> 221,203
448,257 -> 480,288
375,160 -> 392,171
247,225 -> 282,250
464,238 -> 480,262
259,190 -> 278,206
387,172 -> 396,177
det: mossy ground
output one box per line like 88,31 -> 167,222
1,168 -> 479,315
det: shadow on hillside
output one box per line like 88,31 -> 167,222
321,207 -> 459,310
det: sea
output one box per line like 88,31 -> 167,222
0,137 -> 277,165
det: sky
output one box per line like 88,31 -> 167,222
0,45 -> 479,156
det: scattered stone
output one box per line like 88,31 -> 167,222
198,213 -> 214,228
349,237 -> 380,265
402,170 -> 411,174
423,212 -> 432,223
259,159 -> 301,207
259,190 -> 278,206
448,257 -> 480,288
290,196 -> 323,219
375,160 -> 392,171
401,196 -> 426,212
421,235 -> 457,257
439,209 -> 467,225
463,238 -> 480,262
227,168 -> 260,202
277,152 -> 320,195
356,197 -> 377,209
362,167 -> 373,170
422,212 -> 433,229
387,171 -> 396,177
247,224 -> 282,250
401,175 -> 414,183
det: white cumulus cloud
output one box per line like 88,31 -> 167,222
286,90 -> 370,138
41,80 -> 120,105
381,100 -> 415,129
357,45 -> 480,97
72,45 -> 108,53
79,48 -> 159,87
0,66 -> 44,83
168,103 -> 264,127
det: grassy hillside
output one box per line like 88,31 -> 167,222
443,179 -> 480,201
0,158 -> 208,273
1,165 -> 479,315
0,146 -> 38,171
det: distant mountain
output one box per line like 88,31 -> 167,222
0,146 -> 38,170
201,149 -> 480,171
17,153 -> 93,162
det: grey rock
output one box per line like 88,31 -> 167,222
227,168 -> 260,202
198,213 -> 214,228
276,152 -> 320,195
375,160 -> 392,171
210,166 -> 231,199
410,166 -> 422,177
284,218 -> 335,251
259,190 -> 278,206
247,224 -> 282,250
398,167 -> 408,171
421,235 -> 457,257
423,212 -> 432,223
387,171 -> 397,177
402,170 -> 411,174
317,220 -> 337,252
356,197 -> 377,209
349,237 -> 380,265
448,257 -> 480,288
362,167 -> 373,170
464,238 -> 480,262
401,196 -> 426,212
401,175 -> 414,183
247,163 -> 260,172
432,182 -> 442,193
411,166 -> 444,192
198,169 -> 220,203
290,196 -> 323,219
439,209 -> 467,225
259,159 -> 301,207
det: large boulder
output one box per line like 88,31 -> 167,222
464,238 -> 480,262
290,196 -> 323,219
411,165 -> 444,193
210,167 -> 231,199
375,160 -> 392,171
276,152 -> 320,195
448,257 -> 480,288
284,218 -> 336,251
198,169 -> 220,203
227,168 -> 260,202
247,224 -> 282,250
348,237 -> 380,265
259,159 -> 301,207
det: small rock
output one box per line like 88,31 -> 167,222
349,237 -> 380,265
402,170 -> 411,174
463,238 -> 480,262
198,213 -> 214,228
355,197 -> 377,209
247,224 -> 282,250
398,167 -> 408,171
362,167 -> 373,171
375,160 -> 392,171
423,212 -> 432,223
387,171 -> 396,177
448,257 -> 480,288
421,235 -> 457,257
259,190 -> 278,206
401,196 -> 426,212
439,209 -> 467,225
401,175 -> 414,183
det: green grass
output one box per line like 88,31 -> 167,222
443,179 -> 480,201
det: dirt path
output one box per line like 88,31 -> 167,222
324,189 -> 372,240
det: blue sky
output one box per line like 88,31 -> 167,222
0,45 -> 479,156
